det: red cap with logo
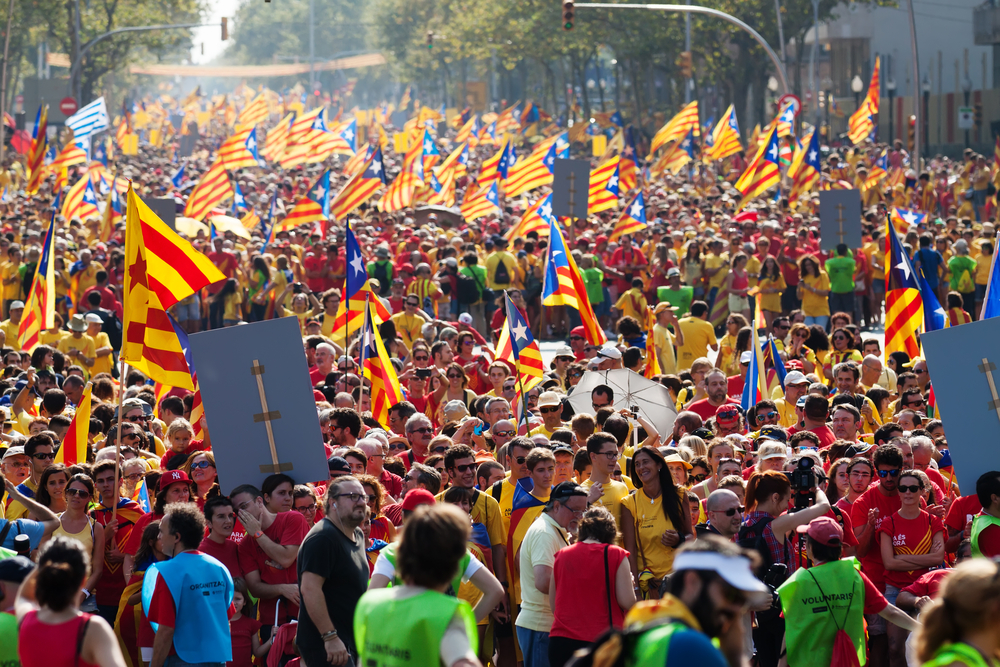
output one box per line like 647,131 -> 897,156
159,469 -> 191,491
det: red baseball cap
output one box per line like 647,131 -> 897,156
400,488 -> 436,511
570,326 -> 586,339
796,516 -> 843,546
715,404 -> 741,426
158,469 -> 191,492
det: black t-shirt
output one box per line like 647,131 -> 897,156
296,517 -> 369,653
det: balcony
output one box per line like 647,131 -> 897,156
974,1 -> 1000,45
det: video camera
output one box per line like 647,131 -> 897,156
785,457 -> 816,511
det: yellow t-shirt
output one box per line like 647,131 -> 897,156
773,397 -> 799,428
88,331 -> 113,377
746,255 -> 762,289
57,334 -> 96,364
653,324 -> 677,375
976,253 -> 992,286
74,264 -> 101,300
704,253 -> 729,289
675,316 -> 717,370
1,261 -> 21,301
718,333 -> 738,377
620,487 -> 685,577
4,477 -> 37,520
485,251 -> 518,289
615,288 -> 647,321
391,312 -> 425,348
39,329 -> 67,347
0,318 -> 21,350
800,272 -> 831,317
758,274 -> 786,313
223,290 -> 243,322
581,477 -> 629,528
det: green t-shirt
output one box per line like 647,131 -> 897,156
657,286 -> 694,317
948,255 -> 977,291
582,267 -> 605,304
459,265 -> 488,301
824,255 -> 856,294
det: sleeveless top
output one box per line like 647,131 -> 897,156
18,611 -> 99,667
53,515 -> 95,553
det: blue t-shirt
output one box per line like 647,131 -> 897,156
666,628 -> 729,667
914,248 -> 943,288
0,518 -> 46,551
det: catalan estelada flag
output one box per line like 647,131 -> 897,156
359,298 -> 404,430
619,127 -> 639,191
279,170 -> 331,231
184,160 -> 232,221
54,383 -> 92,466
507,479 -> 549,605
455,115 -> 479,147
505,194 -> 554,240
496,291 -> 544,391
49,141 -> 88,172
378,170 -> 420,213
99,175 -> 123,242
735,126 -> 781,205
648,100 -> 699,157
263,112 -> 294,163
218,126 -> 260,170
652,129 -> 696,177
741,320 -> 767,411
885,220 -> 923,358
588,156 -> 620,214
643,306 -> 658,379
864,149 -> 889,190
542,217 -> 607,346
774,103 -> 796,138
789,129 -> 822,205
890,207 -> 925,234
610,191 -> 648,242
505,142 -> 556,197
460,181 -> 501,222
707,105 -> 742,162
437,141 -> 469,178
238,94 -> 268,127
123,184 -> 226,388
330,147 -> 386,220
328,220 -> 391,345
18,212 -> 56,351
62,175 -> 101,221
344,142 -> 375,178
26,105 -> 48,193
849,56 -> 880,145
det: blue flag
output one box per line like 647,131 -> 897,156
918,268 -> 948,331
981,245 -> 1000,320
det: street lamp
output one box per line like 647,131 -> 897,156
922,75 -> 932,153
886,78 -> 897,144
962,76 -> 972,149
768,76 -> 779,110
822,76 -> 833,140
851,75 -> 864,108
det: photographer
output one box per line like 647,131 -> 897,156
739,470 -> 831,667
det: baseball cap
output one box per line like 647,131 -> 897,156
401,488 -> 437,511
715,405 -> 740,425
756,425 -> 788,443
328,456 -> 352,476
536,391 -> 562,409
570,326 -> 586,338
795,396 -> 808,409
654,302 -> 676,315
0,556 -> 35,584
1,445 -> 25,461
550,481 -> 588,502
844,442 -> 874,458
666,267 -> 681,278
458,313 -> 473,325
671,548 -> 769,594
796,516 -> 843,546
691,427 -> 714,440
597,346 -> 622,360
740,351 -> 753,364
8,301 -> 23,310
784,370 -> 809,386
158,469 -> 190,491
84,313 -> 103,324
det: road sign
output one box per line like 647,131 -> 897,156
778,94 -> 802,117
958,106 -> 975,130
59,97 -> 78,116
552,158 -> 590,220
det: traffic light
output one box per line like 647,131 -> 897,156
975,102 -> 983,129
678,51 -> 692,79
562,0 -> 575,30
426,30 -> 434,49
908,114 -> 916,152
221,17 -> 228,40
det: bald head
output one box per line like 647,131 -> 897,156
707,488 -> 740,512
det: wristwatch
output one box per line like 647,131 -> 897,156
322,629 -> 339,641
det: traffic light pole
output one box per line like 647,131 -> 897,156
575,3 -> 789,95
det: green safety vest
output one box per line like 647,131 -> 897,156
777,558 -> 867,667
381,542 -> 472,596
0,610 -> 19,667
629,620 -> 687,667
354,588 -> 477,667
970,514 -> 1000,557
922,642 -> 996,667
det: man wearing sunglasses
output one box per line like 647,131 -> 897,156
850,444 -> 905,664
700,489 -> 744,540
531,392 -> 567,438
402,414 -> 435,471
91,460 -> 144,626
4,433 -> 55,521
774,371 -> 810,428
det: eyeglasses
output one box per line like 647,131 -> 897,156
757,412 -> 778,422
294,503 -> 317,512
451,463 -> 476,473
493,429 -> 515,438
877,468 -> 900,478
413,356 -> 429,362
66,488 -> 91,498
124,473 -> 143,481
913,369 -> 927,374
335,492 -> 368,503
540,406 -> 561,414
125,414 -> 148,422
190,460 -> 214,469
410,427 -> 433,435
898,484 -> 921,494
388,442 -> 408,451
430,445 -> 448,454
598,450 -> 620,460
447,374 -> 463,380
691,473 -> 707,482
32,452 -> 55,460
712,505 -> 745,516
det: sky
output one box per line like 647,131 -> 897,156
190,0 -> 242,64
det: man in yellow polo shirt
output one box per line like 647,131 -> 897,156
84,314 -> 114,377
391,294 -> 428,348
580,432 -> 629,528
675,301 -> 718,371
57,314 -> 96,370
0,301 -> 24,351
773,370 -> 810,428
529,391 -> 568,438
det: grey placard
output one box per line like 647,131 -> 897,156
921,318 -> 1000,497
819,190 -> 863,250
189,317 -> 329,494
146,197 -> 177,232
552,158 -> 591,220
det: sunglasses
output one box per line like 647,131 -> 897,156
775,325 -> 790,330
503,385 -> 516,392
462,340 -> 474,346
540,406 -> 561,414
406,301 -> 419,307
410,427 -> 433,434
913,368 -> 927,374
430,445 -> 448,454
569,371 -> 583,378
877,468 -> 900,478
366,494 -> 379,503
32,452 -> 55,460
388,443 -> 408,451
66,488 -> 91,498
898,484 -> 921,494
190,460 -> 214,469
691,473 -> 708,482
125,415 -> 148,422
493,429 -> 515,437
906,399 -> 925,407
413,356 -> 429,362
757,412 -> 778,422
514,456 -> 527,465
447,374 -> 463,380
451,463 -> 476,473
714,505 -> 745,516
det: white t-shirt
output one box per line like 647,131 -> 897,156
372,548 -> 483,583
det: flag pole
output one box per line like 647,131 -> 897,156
505,290 -> 532,435
112,356 -> 127,525
979,230 -> 1000,321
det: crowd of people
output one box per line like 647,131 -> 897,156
0,92 -> 998,667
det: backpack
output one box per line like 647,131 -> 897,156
456,271 -> 481,305
493,257 -> 511,285
372,261 -> 392,296
957,265 -> 974,294
737,515 -> 787,622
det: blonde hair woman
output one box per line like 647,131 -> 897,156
916,559 -> 1000,667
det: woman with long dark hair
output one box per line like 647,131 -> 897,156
16,537 -> 127,666
797,255 -> 830,330
620,446 -> 691,600
758,256 -> 786,328
30,463 -> 69,518
246,255 -> 271,322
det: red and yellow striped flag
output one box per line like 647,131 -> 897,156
648,101 -> 699,157
643,306 -> 658,379
49,142 -> 88,172
263,112 -> 294,163
848,56 -> 880,145
18,215 -> 56,351
542,218 -> 607,346
359,299 -> 404,430
588,157 -> 620,214
184,160 -> 233,220
238,94 -> 269,127
54,383 -> 92,466
61,175 -> 101,222
330,148 -> 386,220
26,105 -> 48,194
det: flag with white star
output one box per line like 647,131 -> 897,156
260,190 -> 278,252
885,222 -> 923,358
890,207 -> 926,235
359,297 -> 404,430
331,147 -> 387,220
588,156 -> 621,214
171,163 -> 186,189
495,291 -> 545,392
917,266 -> 948,332
609,191 -> 648,242
278,170 -> 331,230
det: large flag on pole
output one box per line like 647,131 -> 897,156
18,212 -> 57,351
26,105 -> 48,193
496,291 -> 545,392
848,56 -> 880,145
648,101 -> 699,157
741,321 -> 767,411
541,217 -> 607,346
54,383 -> 92,466
65,97 -> 110,141
884,219 -> 923,358
359,298 -> 404,429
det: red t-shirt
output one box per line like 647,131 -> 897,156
686,397 -> 739,422
228,614 -> 263,667
974,513 -> 1000,558
831,506 -> 859,548
876,509 -> 944,589
303,252 -> 328,292
159,439 -> 208,471
944,494 -> 982,536
379,469 -> 403,500
199,536 -> 244,579
900,569 -> 950,600
550,542 -> 629,641
788,424 -> 837,449
726,375 -> 745,399
309,365 -> 326,386
123,512 -> 163,556
780,246 -> 805,286
858,569 -> 890,615
236,511 -> 310,624
609,246 -> 649,293
850,485 -> 902,591
924,467 -> 950,495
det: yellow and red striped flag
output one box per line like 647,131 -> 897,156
541,218 -> 607,346
18,214 -> 56,352
588,156 -> 620,214
495,313 -> 545,392
343,142 -> 372,178
238,94 -> 269,127
643,306 -> 659,379
61,175 -> 101,221
609,192 -> 648,242
26,105 -> 48,194
218,127 -> 260,170
849,56 -> 880,145
506,194 -> 554,240
455,115 -> 480,148
54,383 -> 92,466
184,160 -> 233,220
648,101 -> 699,157
707,105 -> 742,162
49,141 -> 88,172
263,112 -> 294,163
330,147 -> 386,220
885,218 -> 923,358
123,184 -> 226,388
359,298 -> 404,430
460,181 -> 501,222
426,166 -> 457,207
735,126 -> 781,205
437,141 -> 469,178
505,143 -> 556,197
287,105 -> 323,146
378,171 -> 420,213
278,170 -> 331,231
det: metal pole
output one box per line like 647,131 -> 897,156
684,0 -> 692,104
73,0 -> 81,102
810,0 -> 819,127
0,0 -> 13,164
309,0 -> 315,91
774,0 -> 786,70
906,0 -> 921,170
576,3 -> 790,94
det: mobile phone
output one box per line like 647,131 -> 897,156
474,423 -> 484,436
415,368 -> 432,379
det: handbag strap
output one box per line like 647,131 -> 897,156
604,545 -> 614,627
804,568 -> 854,632
75,615 -> 91,666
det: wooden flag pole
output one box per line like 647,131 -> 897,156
112,357 -> 128,525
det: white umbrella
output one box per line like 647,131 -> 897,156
567,368 -> 677,442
